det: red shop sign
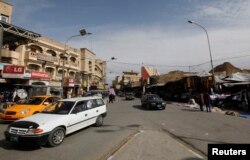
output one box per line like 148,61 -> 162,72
65,78 -> 74,87
3,65 -> 25,74
68,78 -> 74,83
30,70 -> 50,79
2,65 -> 25,78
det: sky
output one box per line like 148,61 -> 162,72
6,0 -> 250,83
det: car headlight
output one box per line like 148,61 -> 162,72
20,109 -> 30,114
27,128 -> 44,135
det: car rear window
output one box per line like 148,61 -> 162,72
148,95 -> 159,100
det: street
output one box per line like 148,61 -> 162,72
0,97 -> 250,160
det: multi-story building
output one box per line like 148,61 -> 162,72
122,71 -> 141,85
80,48 -> 105,90
0,1 -> 105,98
0,1 -> 12,23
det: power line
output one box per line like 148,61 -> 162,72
110,61 -> 190,68
108,54 -> 250,69
191,54 -> 250,67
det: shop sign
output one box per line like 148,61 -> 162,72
24,70 -> 31,79
65,78 -> 75,87
2,65 -> 25,78
30,70 -> 50,79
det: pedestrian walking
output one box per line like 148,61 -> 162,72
108,87 -> 116,103
204,92 -> 211,112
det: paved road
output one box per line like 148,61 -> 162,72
0,97 -> 249,160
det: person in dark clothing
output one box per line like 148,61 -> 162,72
204,92 -> 211,112
198,93 -> 204,111
241,90 -> 249,111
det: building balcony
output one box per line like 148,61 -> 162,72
55,75 -> 63,80
25,52 -> 60,64
2,49 -> 19,59
25,51 -> 38,61
69,62 -> 79,69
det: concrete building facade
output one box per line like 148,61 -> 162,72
0,1 -> 105,98
0,1 -> 12,23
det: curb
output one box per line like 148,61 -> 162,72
160,127 -> 207,158
96,130 -> 139,160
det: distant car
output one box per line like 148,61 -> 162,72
125,92 -> 135,100
0,95 -> 61,122
4,96 -> 107,147
141,94 -> 166,110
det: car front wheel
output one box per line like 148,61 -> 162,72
47,127 -> 65,147
95,115 -> 103,127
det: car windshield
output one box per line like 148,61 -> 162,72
147,95 -> 160,100
16,97 -> 45,105
42,101 -> 75,114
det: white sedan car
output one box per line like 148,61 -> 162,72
4,96 -> 107,147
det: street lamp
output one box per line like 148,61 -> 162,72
61,28 -> 92,97
188,20 -> 216,89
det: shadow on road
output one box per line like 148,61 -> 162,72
0,139 -> 41,151
95,123 -> 141,133
133,105 -> 146,110
133,105 -> 163,111
177,135 -> 226,144
0,120 -> 11,125
181,109 -> 201,112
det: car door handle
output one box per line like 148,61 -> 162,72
85,114 -> 88,116
96,110 -> 99,112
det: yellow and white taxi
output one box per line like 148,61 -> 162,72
0,95 -> 61,122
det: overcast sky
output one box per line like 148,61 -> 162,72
7,0 -> 250,83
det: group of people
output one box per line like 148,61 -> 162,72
197,92 -> 212,112
0,89 -> 23,103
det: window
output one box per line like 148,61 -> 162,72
96,99 -> 104,106
28,64 -> 40,71
44,97 -> 54,105
0,14 -> 9,23
89,61 -> 92,71
45,68 -> 54,74
70,57 -> 76,63
86,100 -> 93,109
72,101 -> 85,113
